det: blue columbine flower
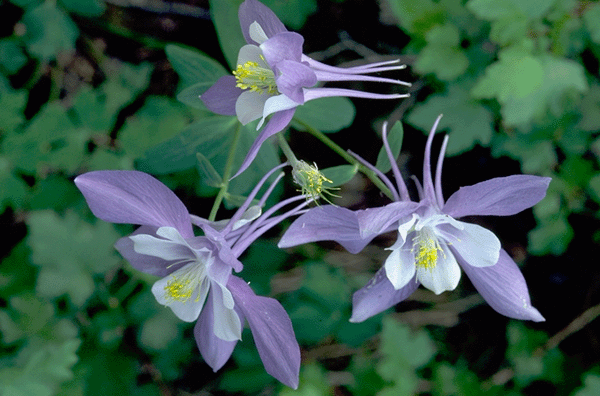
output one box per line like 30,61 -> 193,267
279,116 -> 551,323
200,0 -> 410,177
75,165 -> 307,388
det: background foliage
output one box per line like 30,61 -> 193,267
1,0 -> 600,395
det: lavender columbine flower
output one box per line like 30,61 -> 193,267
280,116 -> 551,323
75,165 -> 307,388
201,0 -> 410,177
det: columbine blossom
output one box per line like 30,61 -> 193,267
75,165 -> 307,388
279,116 -> 550,323
201,0 -> 410,177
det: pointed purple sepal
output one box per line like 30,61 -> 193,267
75,170 -> 193,239
239,0 -> 287,45
200,76 -> 241,116
443,175 -> 551,218
457,248 -> 545,322
232,107 -> 296,178
229,276 -> 300,389
356,201 -> 420,239
350,267 -> 420,323
279,205 -> 373,254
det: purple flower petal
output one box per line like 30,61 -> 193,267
443,175 -> 552,218
194,287 -> 243,371
260,32 -> 304,67
229,276 -> 300,389
200,76 -> 240,116
350,267 -> 419,323
75,170 -> 193,238
278,205 -> 373,254
303,87 -> 409,101
239,0 -> 287,45
457,248 -> 545,322
356,201 -> 420,239
274,60 -> 317,103
232,107 -> 296,178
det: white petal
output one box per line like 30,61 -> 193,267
237,44 -> 268,68
417,243 -> 461,295
212,282 -> 242,341
232,205 -> 262,230
236,90 -> 269,125
151,274 -> 205,322
384,238 -> 417,290
249,21 -> 269,44
130,228 -> 192,261
397,214 -> 418,245
438,221 -> 501,268
258,94 -> 299,129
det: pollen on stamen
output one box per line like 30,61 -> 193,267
413,229 -> 445,270
292,161 -> 339,204
232,61 -> 278,94
164,275 -> 202,303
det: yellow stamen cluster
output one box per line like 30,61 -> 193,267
233,61 -> 278,94
163,264 -> 205,303
292,161 -> 338,203
413,228 -> 444,270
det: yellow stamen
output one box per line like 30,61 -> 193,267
163,263 -> 205,303
292,161 -> 339,203
233,61 -> 278,94
413,228 -> 444,270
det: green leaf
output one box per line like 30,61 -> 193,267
321,164 -> 358,187
22,3 -> 78,60
0,39 -> 28,74
59,0 -> 105,17
292,97 -> 356,133
0,158 -> 29,213
583,3 -> 600,44
0,75 -> 27,133
376,121 -> 404,173
196,153 -> 224,188
3,102 -> 90,174
119,96 -> 189,160
27,210 -> 121,306
472,44 -> 588,125
574,374 -> 600,396
387,0 -> 445,38
165,44 -> 229,91
528,215 -> 573,255
261,0 -> 317,30
279,363 -> 331,396
491,131 -> 557,174
409,84 -> 493,155
376,317 -> 435,383
415,24 -> 469,80
285,262 -> 351,344
0,339 -> 80,396
209,0 -> 246,70
468,0 -> 555,21
139,116 -> 280,198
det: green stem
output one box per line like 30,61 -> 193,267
277,133 -> 299,166
294,118 -> 393,199
208,123 -> 242,221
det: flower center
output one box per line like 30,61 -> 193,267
233,61 -> 278,94
164,262 -> 207,303
413,227 -> 444,270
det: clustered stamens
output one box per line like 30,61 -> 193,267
233,61 -> 278,94
292,161 -> 338,203
413,228 -> 444,270
163,263 -> 205,303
